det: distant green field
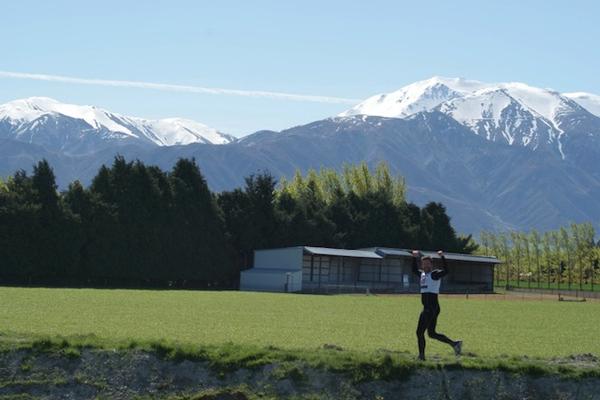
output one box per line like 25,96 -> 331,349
495,279 -> 600,292
0,287 -> 599,358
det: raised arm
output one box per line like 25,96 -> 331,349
431,250 -> 448,280
411,250 -> 421,276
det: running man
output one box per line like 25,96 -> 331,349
412,249 -> 462,360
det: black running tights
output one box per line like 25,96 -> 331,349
416,304 -> 455,356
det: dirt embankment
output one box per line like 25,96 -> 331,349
0,349 -> 599,400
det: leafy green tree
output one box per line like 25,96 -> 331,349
277,163 -> 469,253
0,171 -> 39,283
542,231 -> 553,285
560,227 -> 573,288
0,158 -> 475,288
32,160 -> 60,219
170,158 -> 234,285
530,230 -> 541,287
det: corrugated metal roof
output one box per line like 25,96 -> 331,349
303,246 -> 383,259
373,247 -> 501,264
372,248 -> 412,257
241,268 -> 302,274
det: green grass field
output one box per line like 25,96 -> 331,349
1,287 -> 599,359
495,279 -> 600,292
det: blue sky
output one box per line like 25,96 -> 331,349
1,0 -> 599,136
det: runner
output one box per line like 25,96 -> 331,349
412,249 -> 462,361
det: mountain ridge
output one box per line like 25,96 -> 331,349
2,77 -> 600,234
0,97 -> 234,154
339,77 -> 600,159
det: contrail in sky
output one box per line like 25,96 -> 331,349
0,70 -> 361,105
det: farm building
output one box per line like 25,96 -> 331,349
239,246 -> 500,294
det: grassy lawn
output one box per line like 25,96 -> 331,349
0,287 -> 599,359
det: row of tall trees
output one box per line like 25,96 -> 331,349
0,157 -> 234,287
479,224 -> 599,290
0,158 -> 475,288
220,163 -> 476,270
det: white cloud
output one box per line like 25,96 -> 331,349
0,70 -> 361,105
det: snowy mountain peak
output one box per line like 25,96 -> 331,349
141,118 -> 234,146
421,76 -> 488,91
0,97 -> 233,148
1,97 -> 63,121
564,92 -> 600,117
339,76 -> 487,119
340,77 -> 580,121
340,77 -> 600,156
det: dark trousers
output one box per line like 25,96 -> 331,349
416,303 -> 455,356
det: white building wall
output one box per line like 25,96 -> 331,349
240,270 -> 302,292
253,247 -> 303,271
239,247 -> 304,292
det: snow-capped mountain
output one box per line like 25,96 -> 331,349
2,79 -> 600,234
340,77 -> 600,158
0,97 -> 233,154
564,92 -> 600,117
339,77 -> 487,118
